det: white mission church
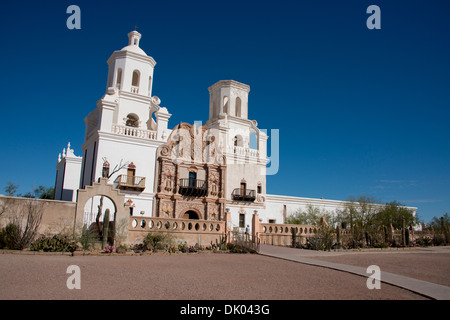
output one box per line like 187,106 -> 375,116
54,31 -> 417,231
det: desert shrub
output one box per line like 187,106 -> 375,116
78,225 -> 98,250
142,231 -> 174,251
178,242 -> 189,253
30,234 -> 78,252
131,243 -> 145,253
415,236 -> 432,247
432,234 -> 445,246
373,242 -> 388,249
115,244 -> 128,253
226,243 -> 257,253
302,228 -> 335,251
0,223 -> 21,249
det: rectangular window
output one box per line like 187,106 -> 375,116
257,185 -> 262,194
239,214 -> 245,228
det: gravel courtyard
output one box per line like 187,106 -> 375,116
1,248 -> 443,300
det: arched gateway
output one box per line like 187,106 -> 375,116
74,178 -> 129,245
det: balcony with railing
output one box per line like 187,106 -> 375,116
111,124 -> 157,140
231,188 -> 256,202
117,175 -> 146,191
178,178 -> 207,197
227,146 -> 259,158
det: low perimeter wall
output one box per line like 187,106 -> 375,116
258,222 -> 318,246
1,195 -> 319,249
128,216 -> 227,247
0,196 -> 76,236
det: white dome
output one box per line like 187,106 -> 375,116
121,30 -> 147,56
120,44 -> 147,56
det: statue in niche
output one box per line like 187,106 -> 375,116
209,172 -> 219,196
162,166 -> 175,192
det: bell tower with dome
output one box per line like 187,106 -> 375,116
57,30 -> 172,219
106,30 -> 156,97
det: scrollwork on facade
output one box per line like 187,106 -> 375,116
208,205 -> 219,221
160,200 -> 173,218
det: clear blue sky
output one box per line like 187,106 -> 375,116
0,0 -> 449,223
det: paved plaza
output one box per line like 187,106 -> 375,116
0,246 -> 449,300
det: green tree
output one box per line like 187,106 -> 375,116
4,182 -> 19,196
430,213 -> 450,244
286,204 -> 332,226
34,186 -> 55,199
377,201 -> 415,230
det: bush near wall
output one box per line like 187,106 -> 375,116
0,224 -> 21,249
30,234 -> 78,253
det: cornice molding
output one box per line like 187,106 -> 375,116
107,50 -> 156,67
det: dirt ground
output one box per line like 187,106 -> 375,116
311,247 -> 450,287
0,251 -> 431,300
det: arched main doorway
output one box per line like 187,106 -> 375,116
183,210 -> 200,220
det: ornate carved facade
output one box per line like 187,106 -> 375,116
154,122 -> 226,220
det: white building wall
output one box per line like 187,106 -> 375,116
93,134 -> 159,217
264,194 -> 418,225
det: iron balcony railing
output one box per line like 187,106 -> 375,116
178,178 -> 207,197
231,188 -> 256,202
117,174 -> 146,191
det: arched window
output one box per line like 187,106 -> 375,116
234,135 -> 243,147
126,113 -> 139,127
131,70 -> 140,93
235,97 -> 241,117
116,68 -> 123,89
223,96 -> 229,114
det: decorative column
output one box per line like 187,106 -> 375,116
252,211 -> 260,244
224,207 -> 232,243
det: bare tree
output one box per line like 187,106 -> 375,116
5,198 -> 44,249
102,157 -> 129,179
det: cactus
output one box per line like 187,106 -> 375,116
291,227 -> 297,248
336,226 -> 341,249
402,217 -> 406,246
102,209 -> 110,250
